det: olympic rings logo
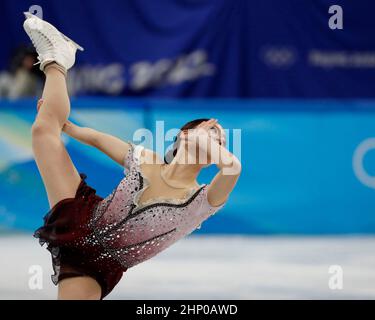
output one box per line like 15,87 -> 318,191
260,46 -> 297,68
353,138 -> 375,189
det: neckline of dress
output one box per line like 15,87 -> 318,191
134,166 -> 206,211
131,146 -> 206,211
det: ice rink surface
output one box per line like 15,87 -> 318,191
0,234 -> 374,300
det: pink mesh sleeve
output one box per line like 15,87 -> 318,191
123,142 -> 145,173
123,141 -> 135,171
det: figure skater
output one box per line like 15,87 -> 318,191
23,13 -> 241,300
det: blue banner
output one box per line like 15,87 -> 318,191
1,0 -> 375,98
0,98 -> 375,234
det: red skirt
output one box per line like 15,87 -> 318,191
33,174 -> 126,299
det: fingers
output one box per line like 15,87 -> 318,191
62,122 -> 69,132
36,99 -> 44,112
179,129 -> 188,139
180,118 -> 218,141
62,120 -> 74,132
198,118 -> 218,130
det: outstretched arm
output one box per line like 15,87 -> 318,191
62,120 -> 131,167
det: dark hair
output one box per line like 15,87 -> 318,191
164,118 -> 210,164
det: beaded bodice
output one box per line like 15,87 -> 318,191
87,142 -> 226,269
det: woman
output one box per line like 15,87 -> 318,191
23,13 -> 241,300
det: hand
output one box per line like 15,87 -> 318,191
180,118 -> 218,147
62,120 -> 98,146
36,99 -> 43,112
180,119 -> 221,163
62,120 -> 76,136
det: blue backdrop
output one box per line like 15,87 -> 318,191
1,0 -> 375,98
1,98 -> 375,234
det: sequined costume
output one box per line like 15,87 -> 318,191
34,142 -> 226,299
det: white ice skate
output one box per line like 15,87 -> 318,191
23,12 -> 84,73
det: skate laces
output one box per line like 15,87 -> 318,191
29,31 -> 56,66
